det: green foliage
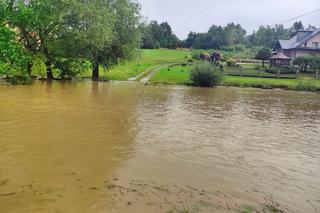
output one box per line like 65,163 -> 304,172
267,65 -> 297,74
255,48 -> 272,61
226,59 -> 237,67
255,47 -> 271,66
0,25 -> 30,77
189,62 -> 222,87
54,59 -> 91,79
31,55 -> 47,78
4,0 -> 141,80
8,75 -> 32,85
184,23 -> 246,49
141,21 -> 180,49
247,25 -> 291,48
293,56 -> 320,72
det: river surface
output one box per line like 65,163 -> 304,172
0,81 -> 319,213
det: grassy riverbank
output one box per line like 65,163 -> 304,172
2,48 -> 320,91
109,49 -> 320,92
149,64 -> 320,91
223,76 -> 320,91
82,49 -> 190,80
149,64 -> 192,85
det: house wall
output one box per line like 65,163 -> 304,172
282,49 -> 320,61
295,50 -> 320,57
283,50 -> 295,59
298,33 -> 320,48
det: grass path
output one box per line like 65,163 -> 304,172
81,49 -> 191,81
139,63 -> 181,83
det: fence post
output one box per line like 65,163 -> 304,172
316,70 -> 319,80
240,67 -> 242,77
277,69 -> 280,79
258,66 -> 261,78
296,69 -> 299,79
220,64 -> 224,78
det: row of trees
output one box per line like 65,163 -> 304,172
140,21 -> 181,49
140,21 -> 316,50
293,56 -> 320,74
0,0 -> 141,80
183,23 -> 247,49
185,22 -> 317,50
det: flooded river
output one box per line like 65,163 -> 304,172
0,81 -> 319,213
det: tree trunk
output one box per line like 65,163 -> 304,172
27,63 -> 33,76
43,47 -> 54,80
92,61 -> 99,81
46,61 -> 54,80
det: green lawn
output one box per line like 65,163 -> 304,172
224,63 -> 316,78
148,62 -> 320,91
149,65 -> 192,85
82,49 -> 191,80
223,76 -> 320,91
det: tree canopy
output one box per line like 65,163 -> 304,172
183,23 -> 246,49
255,47 -> 272,66
1,0 -> 142,80
141,21 -> 181,49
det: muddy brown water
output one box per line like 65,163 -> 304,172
0,81 -> 319,213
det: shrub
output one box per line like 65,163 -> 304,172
191,51 -> 200,60
226,59 -> 237,67
8,75 -> 32,85
267,65 -> 296,74
189,62 -> 221,87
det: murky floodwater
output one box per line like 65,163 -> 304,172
0,81 -> 319,213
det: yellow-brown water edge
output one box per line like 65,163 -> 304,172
0,81 -> 319,213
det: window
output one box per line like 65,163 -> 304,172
312,42 -> 319,48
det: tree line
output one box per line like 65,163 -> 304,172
141,21 -> 317,50
0,0 -> 141,80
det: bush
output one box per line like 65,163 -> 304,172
226,59 -> 237,67
8,75 -> 32,85
267,65 -> 296,74
191,51 -> 200,60
189,62 -> 221,87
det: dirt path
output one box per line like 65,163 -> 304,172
128,63 -> 180,83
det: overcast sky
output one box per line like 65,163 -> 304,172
137,0 -> 320,39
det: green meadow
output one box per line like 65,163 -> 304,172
82,49 -> 191,80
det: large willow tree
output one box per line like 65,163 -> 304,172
3,0 -> 141,80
